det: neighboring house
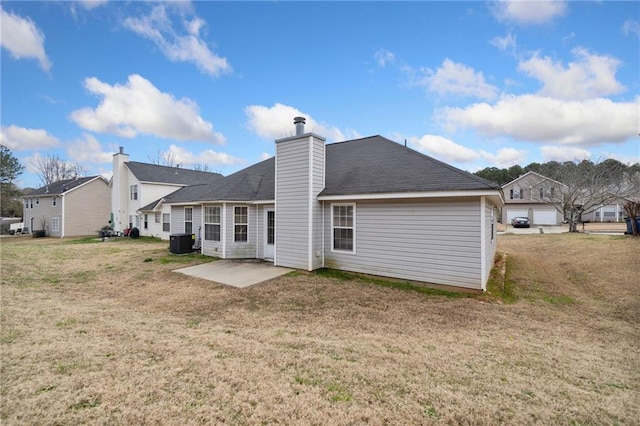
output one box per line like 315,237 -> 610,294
111,147 -> 224,237
581,196 -> 629,223
149,118 -> 503,291
501,171 -> 565,225
22,176 -> 110,238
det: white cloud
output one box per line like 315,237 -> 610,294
410,59 -> 498,100
492,0 -> 566,25
518,48 -> 625,100
374,48 -> 395,67
165,144 -> 243,166
491,33 -> 517,52
260,152 -> 273,161
480,147 -> 528,167
623,20 -> 640,38
66,134 -> 112,163
0,7 -> 51,71
540,145 -> 591,162
410,135 -> 480,163
244,103 -> 353,141
77,0 -> 108,10
123,5 -> 231,77
0,125 -> 59,151
441,95 -> 638,146
70,74 -> 225,144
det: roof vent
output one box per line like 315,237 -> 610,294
294,116 -> 306,136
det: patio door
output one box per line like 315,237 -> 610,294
264,209 -> 275,260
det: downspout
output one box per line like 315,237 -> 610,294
322,200 -> 325,268
222,202 -> 227,259
61,195 -> 65,238
480,196 -> 487,291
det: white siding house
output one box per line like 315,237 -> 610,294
151,117 -> 503,291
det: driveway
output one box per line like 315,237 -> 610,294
499,225 -> 568,235
174,259 -> 292,288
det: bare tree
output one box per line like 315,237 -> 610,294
192,163 -> 211,172
538,159 -> 640,232
148,149 -> 182,168
623,201 -> 640,236
32,152 -> 87,186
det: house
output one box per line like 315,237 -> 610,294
501,171 -> 565,225
22,176 -> 110,238
581,196 -> 629,223
145,117 -> 503,291
111,147 -> 224,237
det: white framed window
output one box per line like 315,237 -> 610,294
332,203 -> 355,252
36,198 -> 39,205
29,198 -> 33,208
234,206 -> 248,242
185,207 -> 193,235
52,197 -> 57,207
130,184 -> 138,200
52,217 -> 60,232
162,213 -> 170,232
510,187 -> 523,200
204,206 -> 221,241
155,213 -> 160,224
143,214 -> 148,230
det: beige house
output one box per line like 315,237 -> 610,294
501,171 -> 565,225
22,176 -> 110,238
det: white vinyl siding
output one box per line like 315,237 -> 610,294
483,198 -> 498,290
224,205 -> 256,258
324,199 -> 484,290
275,134 -> 325,270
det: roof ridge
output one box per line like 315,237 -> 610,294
126,161 -> 223,177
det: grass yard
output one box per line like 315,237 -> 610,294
1,234 -> 638,424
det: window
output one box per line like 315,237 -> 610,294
185,207 -> 193,235
332,204 -> 355,252
204,206 -> 221,241
144,214 -> 148,230
52,218 -> 60,232
30,198 -> 33,208
539,188 -> 544,199
511,187 -> 523,200
130,184 -> 138,200
52,197 -> 57,207
550,187 -> 555,198
162,213 -> 170,232
36,198 -> 39,205
155,213 -> 160,224
234,206 -> 248,242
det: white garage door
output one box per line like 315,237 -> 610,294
533,210 -> 556,225
507,209 -> 528,223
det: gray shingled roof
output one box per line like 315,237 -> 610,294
153,135 -> 499,206
25,176 -> 102,196
321,136 -> 500,196
125,161 -> 224,185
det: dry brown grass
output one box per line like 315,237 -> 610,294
1,234 -> 638,425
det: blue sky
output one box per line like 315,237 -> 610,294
1,1 -> 638,189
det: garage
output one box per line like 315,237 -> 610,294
533,209 -> 557,225
507,209 -> 528,223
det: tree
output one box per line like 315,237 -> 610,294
623,201 -> 640,236
148,149 -> 182,168
538,159 -> 640,232
0,145 -> 25,217
32,152 -> 87,186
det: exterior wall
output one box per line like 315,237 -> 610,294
274,133 -> 325,270
23,195 -> 62,236
63,178 -> 111,237
482,197 -> 499,290
224,204 -> 257,259
323,198 -> 485,290
582,203 -> 625,222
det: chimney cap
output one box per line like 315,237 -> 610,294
294,116 -> 306,124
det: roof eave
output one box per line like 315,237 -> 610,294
318,189 -> 505,205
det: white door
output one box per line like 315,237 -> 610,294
533,210 -> 557,225
507,209 -> 528,223
264,209 -> 275,260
